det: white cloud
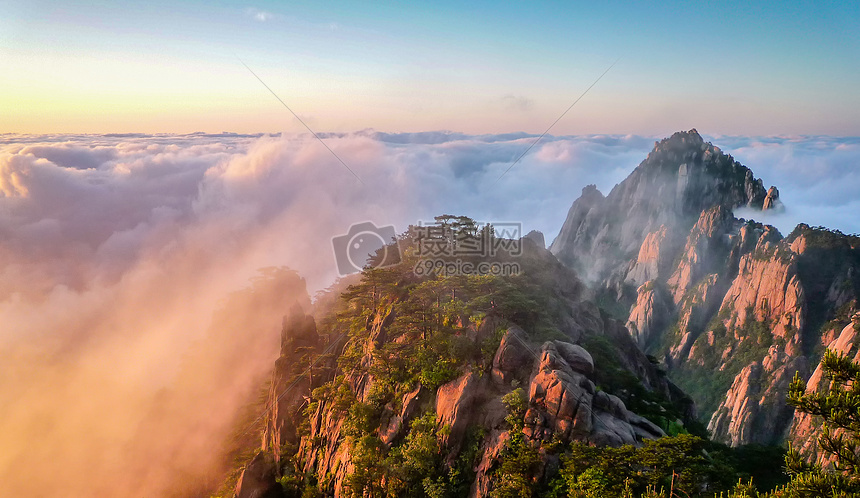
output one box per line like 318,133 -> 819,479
708,134 -> 860,235
246,8 -> 274,22
0,130 -> 857,495
500,94 -> 535,112
2,131 -> 855,294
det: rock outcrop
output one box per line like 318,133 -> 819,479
262,304 -> 321,452
666,206 -> 733,304
380,383 -> 427,445
625,225 -> 672,287
720,248 -> 804,348
524,341 -> 664,446
762,186 -> 782,211
524,230 -> 546,249
626,282 -> 671,348
708,345 -> 808,446
436,372 -> 482,450
491,326 -> 533,385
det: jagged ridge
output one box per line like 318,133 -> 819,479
550,129 -> 860,447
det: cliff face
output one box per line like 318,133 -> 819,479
689,228 -> 859,445
789,315 -> 860,461
550,130 -> 860,447
262,305 -> 322,455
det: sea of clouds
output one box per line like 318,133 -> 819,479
0,130 -> 857,495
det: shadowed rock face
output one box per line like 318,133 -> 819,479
666,206 -> 735,304
708,344 -> 808,446
262,305 -> 321,451
627,282 -> 671,348
491,326 -> 533,384
550,130 -> 860,447
524,230 -> 546,249
235,452 -> 285,498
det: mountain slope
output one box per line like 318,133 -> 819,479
235,221 -> 699,497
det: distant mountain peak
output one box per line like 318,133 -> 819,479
550,130 -> 776,281
669,128 -> 703,143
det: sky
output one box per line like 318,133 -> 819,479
2,2 -> 860,495
2,0 -> 859,135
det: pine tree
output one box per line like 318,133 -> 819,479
782,349 -> 860,496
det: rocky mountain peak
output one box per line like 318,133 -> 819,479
763,186 -> 782,211
666,128 -> 704,148
639,129 -> 769,214
546,131 -> 860,450
579,183 -> 605,203
550,130 -> 776,283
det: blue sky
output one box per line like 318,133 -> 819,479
2,0 -> 858,134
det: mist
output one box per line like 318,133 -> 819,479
713,134 -> 860,235
0,130 -> 857,495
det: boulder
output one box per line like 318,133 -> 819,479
436,372 -> 481,449
492,326 -> 534,384
524,342 -> 663,447
552,341 -> 594,375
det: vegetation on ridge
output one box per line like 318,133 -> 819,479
217,216 -> 812,498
